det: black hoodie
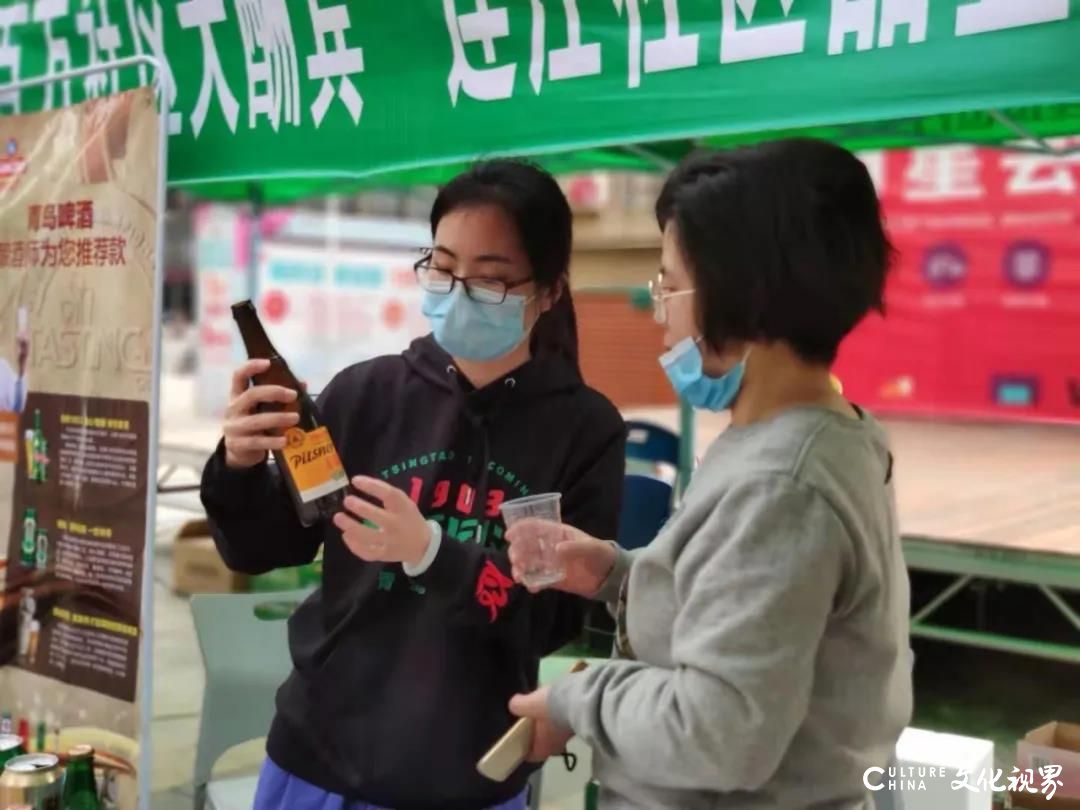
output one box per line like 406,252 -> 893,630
199,336 -> 625,809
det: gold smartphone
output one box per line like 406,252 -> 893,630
476,660 -> 589,782
477,716 -> 536,782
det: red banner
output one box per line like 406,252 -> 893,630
836,139 -> 1080,424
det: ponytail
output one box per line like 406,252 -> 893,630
530,280 -> 580,375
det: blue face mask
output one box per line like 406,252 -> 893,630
422,287 -> 531,361
660,337 -> 747,412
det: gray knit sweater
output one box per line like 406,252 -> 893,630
549,407 -> 913,809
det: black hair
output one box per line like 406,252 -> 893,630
430,159 -> 579,372
656,138 -> 894,365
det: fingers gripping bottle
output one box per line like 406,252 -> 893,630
231,301 -> 348,526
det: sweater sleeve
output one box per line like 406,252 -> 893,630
547,475 -> 848,793
199,380 -> 344,575
412,417 -> 625,656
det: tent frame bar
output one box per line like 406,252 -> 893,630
621,144 -> 676,170
989,110 -> 1080,156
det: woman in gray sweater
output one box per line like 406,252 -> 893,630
507,139 -> 913,809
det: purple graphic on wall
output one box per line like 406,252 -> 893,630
1003,241 -> 1051,289
923,244 -> 968,289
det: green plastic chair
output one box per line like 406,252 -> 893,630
190,589 -> 312,810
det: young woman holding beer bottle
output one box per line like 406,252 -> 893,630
200,160 -> 626,810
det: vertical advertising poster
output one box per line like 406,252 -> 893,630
193,204 -> 249,419
0,87 -> 159,809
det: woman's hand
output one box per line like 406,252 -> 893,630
506,521 -> 616,597
334,477 -> 431,567
223,359 -> 300,469
508,687 -> 574,763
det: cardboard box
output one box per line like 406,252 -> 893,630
1011,793 -> 1080,810
1011,722 -> 1080,809
172,519 -> 247,594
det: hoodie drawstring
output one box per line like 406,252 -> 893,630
452,367 -> 517,543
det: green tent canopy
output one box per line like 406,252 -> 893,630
2,1 -> 1078,202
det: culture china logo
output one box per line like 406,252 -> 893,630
0,138 -> 28,192
864,764 -> 1065,799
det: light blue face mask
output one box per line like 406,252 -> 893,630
660,337 -> 747,412
421,287 -> 532,361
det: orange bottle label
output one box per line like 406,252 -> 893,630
283,427 -> 348,503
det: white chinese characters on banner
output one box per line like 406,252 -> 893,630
828,0 -> 927,55
0,0 -> 1074,134
0,4 -> 29,115
131,0 -> 183,135
645,0 -> 699,74
1001,140 -> 1080,196
444,0 -> 516,104
721,0 -> 806,64
955,0 -> 1068,37
177,0 -> 240,136
614,0 -> 700,89
236,0 -> 301,131
33,0 -> 73,110
76,0 -> 122,97
904,147 -> 984,201
528,0 -> 601,94
306,0 -> 364,126
617,0 -> 699,88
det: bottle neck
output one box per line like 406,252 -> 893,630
66,758 -> 95,788
232,302 -> 280,360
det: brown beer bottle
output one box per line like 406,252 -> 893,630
231,300 -> 348,526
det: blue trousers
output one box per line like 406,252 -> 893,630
252,757 -> 528,810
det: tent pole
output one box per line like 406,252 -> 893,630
247,184 -> 263,302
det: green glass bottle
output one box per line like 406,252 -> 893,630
21,508 -> 36,569
62,744 -> 101,810
31,409 -> 44,483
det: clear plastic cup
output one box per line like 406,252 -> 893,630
500,493 -> 564,588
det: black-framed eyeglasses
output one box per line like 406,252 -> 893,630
414,258 -> 533,305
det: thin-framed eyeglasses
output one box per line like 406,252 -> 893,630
414,257 -> 533,305
648,278 -> 695,324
